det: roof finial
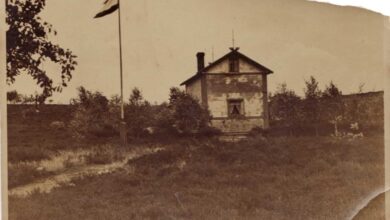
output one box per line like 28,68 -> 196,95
230,29 -> 239,51
232,29 -> 235,48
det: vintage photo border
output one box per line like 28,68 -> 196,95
1,0 -> 8,219
0,1 -> 388,220
384,16 -> 390,220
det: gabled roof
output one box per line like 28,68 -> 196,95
181,48 -> 273,86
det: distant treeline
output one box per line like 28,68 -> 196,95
268,77 -> 383,136
8,86 -> 217,140
7,76 -> 384,138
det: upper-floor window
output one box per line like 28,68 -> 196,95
229,56 -> 239,72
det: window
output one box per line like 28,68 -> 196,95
228,99 -> 244,117
229,56 -> 239,72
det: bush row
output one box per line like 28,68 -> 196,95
69,87 -> 220,139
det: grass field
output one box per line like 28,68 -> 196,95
7,104 -> 125,188
7,104 -> 385,219
7,105 -> 116,163
9,135 -> 384,219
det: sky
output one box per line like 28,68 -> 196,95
7,0 -> 387,104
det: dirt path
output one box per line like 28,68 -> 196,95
9,147 -> 163,198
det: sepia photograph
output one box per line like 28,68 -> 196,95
2,0 -> 389,219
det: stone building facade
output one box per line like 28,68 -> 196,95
181,48 -> 273,135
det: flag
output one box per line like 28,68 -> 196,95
94,0 -> 119,18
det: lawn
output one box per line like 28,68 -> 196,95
9,135 -> 384,220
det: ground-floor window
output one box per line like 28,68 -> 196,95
227,99 -> 244,117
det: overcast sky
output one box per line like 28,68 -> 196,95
8,0 -> 386,104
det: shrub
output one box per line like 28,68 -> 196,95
151,88 -> 214,137
303,76 -> 322,136
168,87 -> 212,135
70,87 -> 118,138
152,102 -> 176,136
7,90 -> 21,104
269,83 -> 302,136
125,88 -> 154,138
320,81 -> 344,136
198,126 -> 222,137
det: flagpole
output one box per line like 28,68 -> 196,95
117,0 -> 127,146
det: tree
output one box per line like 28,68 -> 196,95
7,90 -> 21,104
6,0 -> 77,103
153,102 -> 175,135
270,83 -> 302,136
20,92 -> 42,110
72,87 -> 109,112
129,87 -> 143,106
125,88 -> 153,138
20,94 -> 36,104
303,76 -> 322,136
168,87 -> 211,135
70,87 -> 116,138
321,81 -> 343,136
107,94 -> 122,132
323,81 -> 342,98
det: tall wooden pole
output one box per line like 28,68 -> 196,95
117,0 -> 127,146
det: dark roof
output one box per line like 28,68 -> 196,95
181,48 -> 273,86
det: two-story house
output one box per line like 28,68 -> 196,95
181,48 -> 273,135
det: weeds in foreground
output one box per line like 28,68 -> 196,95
85,145 -> 125,165
8,163 -> 54,188
9,144 -> 127,189
9,135 -> 382,219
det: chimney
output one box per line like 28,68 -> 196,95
196,52 -> 205,72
